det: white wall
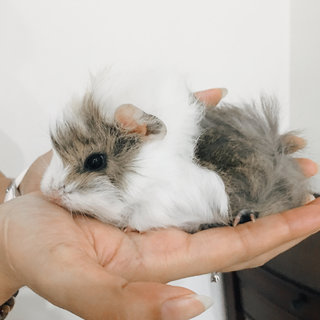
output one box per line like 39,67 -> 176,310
290,0 -> 320,190
0,1 -> 291,319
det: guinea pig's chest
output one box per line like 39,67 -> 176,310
120,142 -> 229,231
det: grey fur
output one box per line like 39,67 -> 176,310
195,97 -> 309,223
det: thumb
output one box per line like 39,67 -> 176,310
30,257 -> 212,320
121,282 -> 213,320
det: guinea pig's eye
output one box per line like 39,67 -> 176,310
84,153 -> 107,172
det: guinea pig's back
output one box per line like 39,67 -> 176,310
195,99 -> 310,219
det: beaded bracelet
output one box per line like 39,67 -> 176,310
0,291 -> 18,320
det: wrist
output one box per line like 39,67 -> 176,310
0,173 -> 11,204
0,204 -> 22,304
0,271 -> 19,305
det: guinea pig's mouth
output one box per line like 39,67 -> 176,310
45,191 -> 93,218
44,189 -> 68,209
47,194 -> 64,207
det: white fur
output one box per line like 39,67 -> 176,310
124,146 -> 229,231
41,151 -> 128,227
41,66 -> 229,231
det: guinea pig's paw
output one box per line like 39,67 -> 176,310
306,194 -> 316,204
122,226 -> 139,233
114,104 -> 167,141
233,209 -> 259,227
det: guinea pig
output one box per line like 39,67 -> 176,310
41,68 -> 229,232
41,67 -> 310,232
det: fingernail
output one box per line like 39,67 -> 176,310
193,294 -> 214,310
161,294 -> 213,320
220,88 -> 228,98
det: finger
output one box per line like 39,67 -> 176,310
194,88 -> 228,107
28,253 -> 211,320
162,198 -> 320,281
295,158 -> 318,177
123,282 -> 212,320
222,235 -> 307,272
19,151 -> 53,194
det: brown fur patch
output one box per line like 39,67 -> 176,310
280,133 -> 307,154
51,94 -> 142,189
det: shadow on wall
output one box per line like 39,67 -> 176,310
0,129 -> 25,177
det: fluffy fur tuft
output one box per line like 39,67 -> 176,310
195,97 -> 309,219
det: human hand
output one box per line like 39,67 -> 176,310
0,193 -> 211,320
1,190 -> 320,320
17,87 -> 319,277
3,87 -> 318,320
17,88 -> 319,272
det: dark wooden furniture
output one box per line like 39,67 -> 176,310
223,232 -> 320,320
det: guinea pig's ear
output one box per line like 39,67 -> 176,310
114,104 -> 167,141
280,133 -> 306,154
